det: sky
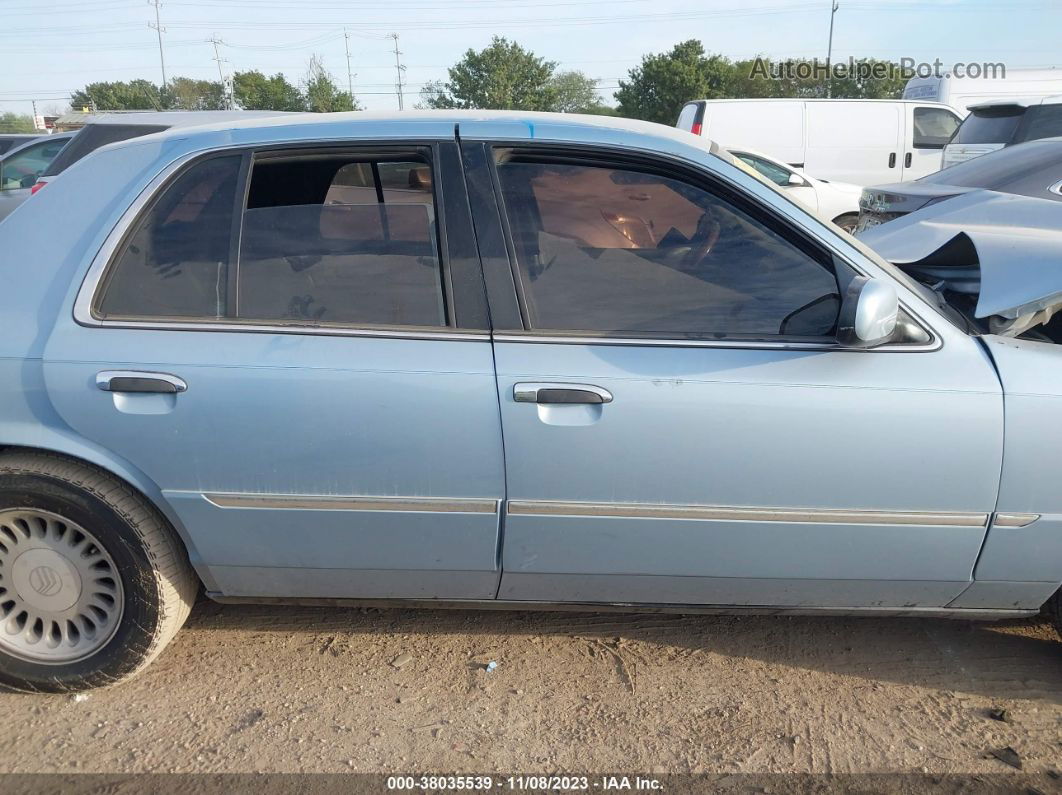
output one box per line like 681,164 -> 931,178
1,0 -> 1060,118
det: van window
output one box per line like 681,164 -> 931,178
951,107 -> 1025,145
912,107 -> 960,149
1020,104 -> 1062,143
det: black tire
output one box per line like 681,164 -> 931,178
0,451 -> 197,692
1045,588 -> 1062,638
833,213 -> 859,234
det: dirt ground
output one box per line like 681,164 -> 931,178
0,602 -> 1059,783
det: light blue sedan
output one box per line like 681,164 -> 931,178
0,111 -> 1058,692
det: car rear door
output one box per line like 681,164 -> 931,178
42,136 -> 505,600
461,131 -> 1004,609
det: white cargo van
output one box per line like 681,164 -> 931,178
903,67 -> 1062,112
676,99 -> 963,186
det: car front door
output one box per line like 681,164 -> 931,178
42,139 -> 505,600
462,138 -> 1004,609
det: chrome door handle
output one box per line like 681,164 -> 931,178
513,383 -> 613,405
96,370 -> 187,394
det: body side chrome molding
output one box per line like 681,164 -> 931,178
204,493 -> 499,514
507,500 -> 989,527
992,512 -> 1041,528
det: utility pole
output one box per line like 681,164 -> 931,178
825,0 -> 839,98
148,0 -> 167,89
343,27 -> 355,102
388,33 -> 406,110
208,34 -> 232,109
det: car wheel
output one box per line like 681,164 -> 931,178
833,213 -> 859,234
0,451 -> 197,692
1045,588 -> 1062,638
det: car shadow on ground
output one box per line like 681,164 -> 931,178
184,599 -> 1062,704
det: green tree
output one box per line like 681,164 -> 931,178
70,79 -> 164,111
163,77 -> 227,110
548,71 -> 601,113
234,70 -> 305,111
0,113 -> 36,133
303,55 -> 358,112
733,57 -> 907,99
420,37 -> 557,110
615,40 -> 733,124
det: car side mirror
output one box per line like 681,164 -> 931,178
836,276 -> 898,348
787,172 -> 807,187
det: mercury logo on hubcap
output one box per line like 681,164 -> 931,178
28,565 -> 62,597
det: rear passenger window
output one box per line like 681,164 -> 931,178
96,151 -> 447,328
237,154 -> 444,327
97,155 -> 241,319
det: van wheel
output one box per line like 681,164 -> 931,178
0,452 -> 197,692
833,213 -> 859,234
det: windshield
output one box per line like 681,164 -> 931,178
42,123 -> 167,177
0,137 -> 69,191
951,107 -> 1025,145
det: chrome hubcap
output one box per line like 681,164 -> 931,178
0,509 -> 123,663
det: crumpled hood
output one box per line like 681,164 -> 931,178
858,189 -> 1062,320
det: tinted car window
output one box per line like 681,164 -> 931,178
735,153 -> 791,186
97,156 -> 241,319
496,160 -> 839,337
921,139 -> 1062,189
913,107 -> 960,149
42,123 -> 167,177
1020,104 -> 1062,142
238,155 -> 445,327
950,107 -> 1025,145
0,137 -> 68,191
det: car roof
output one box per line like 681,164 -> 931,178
0,131 -> 75,161
870,137 -> 1062,197
106,109 -> 714,151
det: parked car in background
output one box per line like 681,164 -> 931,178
0,134 -> 44,156
0,133 -> 74,223
0,110 -> 1058,693
677,98 -> 962,185
857,137 -> 1062,232
903,67 -> 1062,112
24,110 -> 301,202
942,96 -> 1062,168
729,148 -> 861,231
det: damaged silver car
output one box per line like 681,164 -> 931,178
859,189 -> 1062,342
